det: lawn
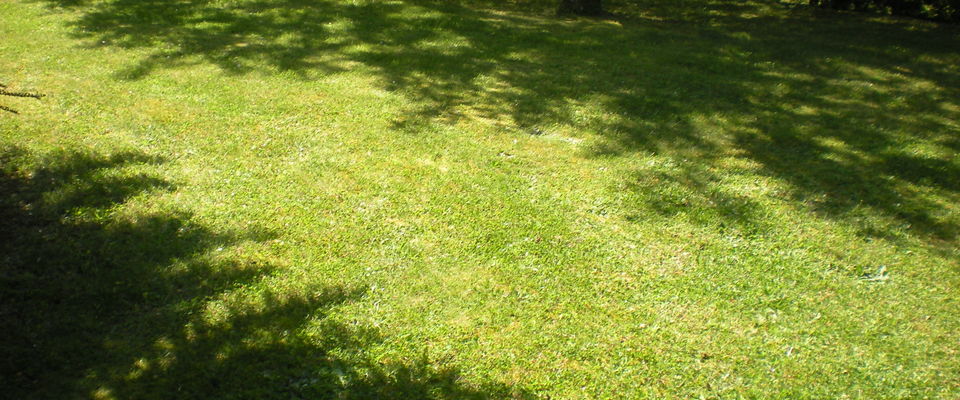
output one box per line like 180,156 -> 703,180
1,0 -> 958,398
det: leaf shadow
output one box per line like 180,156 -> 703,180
0,145 -> 528,399
28,0 -> 960,246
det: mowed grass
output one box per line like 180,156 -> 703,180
1,0 -> 959,398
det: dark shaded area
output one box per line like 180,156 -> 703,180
62,0 -> 356,79
27,0 -> 960,246
90,287 -> 522,400
622,164 -> 773,237
0,146 -> 524,399
809,0 -> 960,22
558,0 -> 605,15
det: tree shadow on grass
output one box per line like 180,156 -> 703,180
363,0 -> 960,246
90,287 -> 522,400
0,145 -> 526,399
29,0 -> 960,247
695,4 -> 960,245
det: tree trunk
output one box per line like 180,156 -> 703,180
558,0 -> 604,16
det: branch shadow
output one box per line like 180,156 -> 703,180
29,0 -> 960,246
0,145 -> 526,399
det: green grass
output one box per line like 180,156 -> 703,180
2,0 -> 959,398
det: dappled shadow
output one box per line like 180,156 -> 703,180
622,162 -> 773,236
0,145 -> 524,399
0,146 -> 271,396
650,1 -> 960,243
92,287 -> 524,399
31,0 -> 960,246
